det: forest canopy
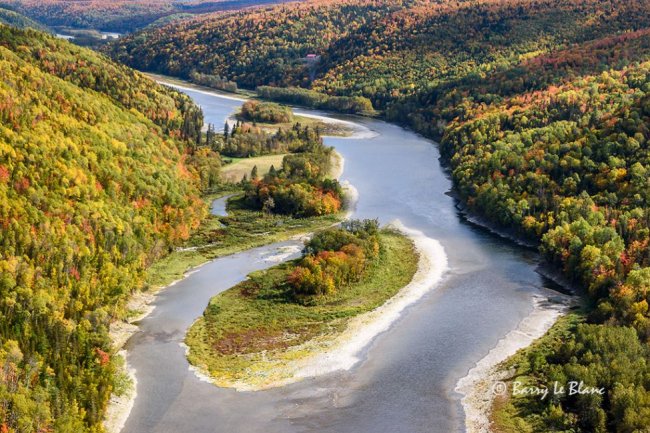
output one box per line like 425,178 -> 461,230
0,0 -> 292,33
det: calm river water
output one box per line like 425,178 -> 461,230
122,83 -> 562,433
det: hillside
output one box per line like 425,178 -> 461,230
109,0 -> 650,100
0,6 -> 46,30
109,1 -> 401,86
0,0 -> 297,33
107,0 -> 650,430
0,26 -> 212,432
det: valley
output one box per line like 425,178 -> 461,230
1,1 -> 650,432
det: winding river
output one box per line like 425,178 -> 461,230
122,83 -> 565,433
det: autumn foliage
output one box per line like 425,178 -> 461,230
0,0 -> 279,32
239,100 -> 293,124
241,126 -> 344,217
288,219 -> 379,302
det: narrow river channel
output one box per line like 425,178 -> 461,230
122,82 -> 564,433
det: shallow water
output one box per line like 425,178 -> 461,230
123,84 -> 562,433
210,194 -> 235,217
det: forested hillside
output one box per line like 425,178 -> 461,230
0,7 -> 46,30
110,1 -> 405,86
442,46 -> 650,433
109,0 -> 650,106
0,0 -> 174,32
0,26 -> 212,432
0,0 -> 296,33
108,0 -> 650,430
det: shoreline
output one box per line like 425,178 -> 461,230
329,148 -> 345,180
188,220 -> 448,391
103,263 -> 211,433
293,110 -> 379,139
147,73 -> 249,103
293,221 -> 447,380
451,192 -> 578,432
454,199 -> 538,250
102,350 -> 137,433
455,295 -> 571,433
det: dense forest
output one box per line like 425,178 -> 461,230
0,0 -> 175,32
0,0 -> 294,33
0,26 -> 215,432
442,52 -> 650,433
109,0 -> 650,107
217,121 -> 322,157
0,7 -> 45,31
109,1 -> 400,85
239,100 -> 293,124
108,0 -> 650,430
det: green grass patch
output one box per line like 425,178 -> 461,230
185,229 -> 418,387
220,154 -> 287,182
144,193 -> 342,291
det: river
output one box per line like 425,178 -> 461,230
122,83 -> 565,433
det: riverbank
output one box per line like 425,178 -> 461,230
453,197 -> 538,250
487,312 -> 589,432
148,73 -> 378,140
453,200 -> 575,433
236,110 -> 356,138
104,209 -> 346,432
446,185 -> 579,433
455,295 -> 572,433
184,221 -> 447,391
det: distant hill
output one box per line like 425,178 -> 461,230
0,26 -> 211,432
0,0 -> 297,33
0,6 -> 47,30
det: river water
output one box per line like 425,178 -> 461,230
122,83 -> 563,433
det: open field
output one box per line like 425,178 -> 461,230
220,154 -> 287,182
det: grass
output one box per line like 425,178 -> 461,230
185,229 -> 418,388
489,311 -> 585,433
144,193 -> 342,291
143,142 -> 344,293
223,150 -> 342,183
220,154 -> 287,182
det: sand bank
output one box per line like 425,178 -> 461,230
189,221 -> 449,391
455,295 -> 570,433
